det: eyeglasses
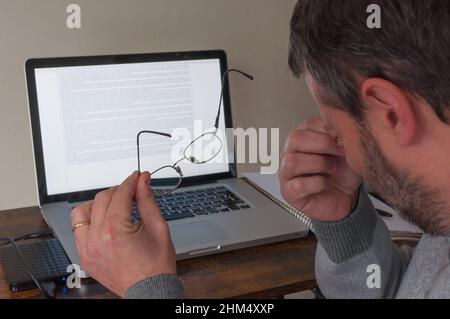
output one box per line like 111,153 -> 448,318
136,68 -> 254,197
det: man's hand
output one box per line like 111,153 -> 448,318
70,171 -> 176,297
279,117 -> 362,222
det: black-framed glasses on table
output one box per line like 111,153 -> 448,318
136,68 -> 254,198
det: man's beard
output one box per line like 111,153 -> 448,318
357,124 -> 449,236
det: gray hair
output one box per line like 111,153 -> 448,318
289,0 -> 450,122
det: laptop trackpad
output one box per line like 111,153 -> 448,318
170,220 -> 230,249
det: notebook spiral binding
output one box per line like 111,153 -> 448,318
242,177 -> 314,231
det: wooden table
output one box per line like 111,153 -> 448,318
0,206 -> 317,299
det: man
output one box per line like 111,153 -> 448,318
71,0 -> 450,298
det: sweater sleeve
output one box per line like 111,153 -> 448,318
125,274 -> 185,299
312,187 -> 413,298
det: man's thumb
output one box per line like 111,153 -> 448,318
135,171 -> 162,222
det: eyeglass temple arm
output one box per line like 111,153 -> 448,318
137,130 -> 172,172
214,69 -> 254,129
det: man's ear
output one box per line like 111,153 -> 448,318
360,78 -> 417,146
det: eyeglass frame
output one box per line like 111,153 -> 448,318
136,68 -> 254,197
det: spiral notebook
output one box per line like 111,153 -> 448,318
241,173 -> 313,231
242,172 -> 422,239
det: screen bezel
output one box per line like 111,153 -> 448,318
26,50 -> 237,204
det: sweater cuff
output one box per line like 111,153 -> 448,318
125,274 -> 185,299
311,187 -> 377,263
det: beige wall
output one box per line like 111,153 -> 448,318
0,0 -> 318,211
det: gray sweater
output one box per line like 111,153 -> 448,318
125,188 -> 450,299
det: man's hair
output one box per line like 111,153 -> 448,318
289,0 -> 450,121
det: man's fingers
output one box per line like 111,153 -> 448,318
71,201 -> 93,250
284,129 -> 343,156
107,171 -> 139,223
91,186 -> 117,229
281,175 -> 328,203
135,171 -> 165,227
280,153 -> 337,180
298,117 -> 327,133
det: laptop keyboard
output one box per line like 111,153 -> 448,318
132,185 -> 250,223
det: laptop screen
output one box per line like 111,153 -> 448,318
31,57 -> 231,196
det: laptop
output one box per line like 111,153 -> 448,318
25,50 -> 308,272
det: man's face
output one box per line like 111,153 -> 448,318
305,75 -> 449,235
